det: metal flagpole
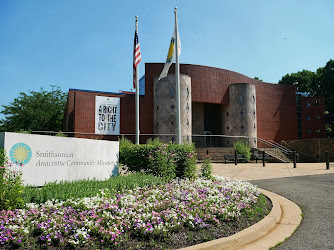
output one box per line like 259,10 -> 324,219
174,7 -> 181,145
135,16 -> 140,145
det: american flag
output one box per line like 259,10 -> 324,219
133,30 -> 141,88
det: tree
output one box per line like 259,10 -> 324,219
0,85 -> 67,132
278,70 -> 316,94
315,59 -> 334,114
253,76 -> 263,81
278,59 -> 334,137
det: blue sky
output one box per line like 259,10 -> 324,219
1,0 -> 333,119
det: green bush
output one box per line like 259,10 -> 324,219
119,138 -> 197,179
55,131 -> 67,137
233,140 -> 252,161
0,148 -> 25,210
201,154 -> 213,179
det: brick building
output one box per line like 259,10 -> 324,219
62,63 -> 326,147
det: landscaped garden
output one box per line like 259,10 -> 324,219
0,139 -> 272,249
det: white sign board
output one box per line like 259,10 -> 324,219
0,132 -> 119,186
95,96 -> 120,135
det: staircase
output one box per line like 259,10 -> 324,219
196,147 -> 235,162
255,138 -> 294,163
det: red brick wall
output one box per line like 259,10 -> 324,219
301,96 -> 326,139
63,63 -> 327,143
63,89 -> 153,142
145,63 -> 298,142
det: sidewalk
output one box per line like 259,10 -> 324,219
204,162 -> 334,181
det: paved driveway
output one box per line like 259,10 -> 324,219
250,173 -> 334,249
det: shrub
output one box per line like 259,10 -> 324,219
167,142 -> 197,179
201,154 -> 213,179
233,140 -> 252,161
55,131 -> 67,137
119,138 -> 197,179
0,148 -> 25,210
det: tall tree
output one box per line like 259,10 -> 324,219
0,85 -> 67,132
278,59 -> 334,137
278,59 -> 334,113
278,70 -> 316,94
315,59 -> 334,113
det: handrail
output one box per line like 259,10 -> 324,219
281,140 -> 306,156
256,137 -> 294,163
268,140 -> 293,154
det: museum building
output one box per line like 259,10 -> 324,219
62,63 -> 326,147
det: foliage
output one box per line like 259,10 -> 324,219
55,131 -> 67,137
0,85 -> 67,132
1,176 -> 262,248
15,129 -> 31,134
253,76 -> 263,81
0,148 -> 25,210
201,154 -> 213,179
0,148 -> 5,166
119,138 -> 197,179
278,69 -> 316,93
233,140 -> 251,161
278,59 -> 334,137
23,172 -> 167,204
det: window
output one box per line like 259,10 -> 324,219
238,95 -> 244,104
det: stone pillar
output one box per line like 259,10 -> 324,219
222,83 -> 257,148
153,74 -> 192,144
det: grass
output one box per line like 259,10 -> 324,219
1,173 -> 272,249
23,172 -> 168,204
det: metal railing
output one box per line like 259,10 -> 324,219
31,131 -> 251,148
281,140 -> 306,157
256,137 -> 297,162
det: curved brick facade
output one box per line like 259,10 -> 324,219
63,63 -> 325,145
145,63 -> 298,142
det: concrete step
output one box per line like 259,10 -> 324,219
196,147 -> 235,162
255,148 -> 291,163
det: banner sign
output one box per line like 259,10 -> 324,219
95,96 -> 120,135
0,132 -> 119,186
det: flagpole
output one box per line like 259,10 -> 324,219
135,16 -> 140,145
174,7 -> 181,145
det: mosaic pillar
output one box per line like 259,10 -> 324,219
222,83 -> 257,148
153,74 -> 192,144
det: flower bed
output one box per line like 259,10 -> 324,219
0,176 -> 264,249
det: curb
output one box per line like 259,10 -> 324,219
179,188 -> 302,250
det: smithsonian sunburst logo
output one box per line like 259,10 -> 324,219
10,143 -> 32,165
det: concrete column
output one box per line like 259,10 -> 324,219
153,74 -> 192,144
222,83 -> 257,148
